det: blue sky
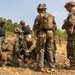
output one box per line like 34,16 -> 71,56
0,0 -> 74,29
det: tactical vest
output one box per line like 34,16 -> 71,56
39,13 -> 53,30
63,11 -> 75,35
2,35 -> 17,51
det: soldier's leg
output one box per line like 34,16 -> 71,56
70,50 -> 75,70
24,55 -> 29,64
0,37 -> 3,52
66,43 -> 72,59
37,31 -> 46,72
0,53 -> 2,67
67,40 -> 75,69
46,40 -> 55,68
53,50 -> 56,63
38,45 -> 45,69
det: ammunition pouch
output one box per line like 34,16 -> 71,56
46,30 -> 54,40
1,51 -> 12,61
66,26 -> 74,35
63,21 -> 74,35
2,43 -> 14,51
37,30 -> 46,45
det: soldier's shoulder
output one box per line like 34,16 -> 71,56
68,11 -> 75,16
36,15 -> 40,19
46,13 -> 54,18
47,13 -> 53,16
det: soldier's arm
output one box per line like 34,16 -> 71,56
62,12 -> 74,30
15,38 -> 20,57
67,12 -> 75,26
62,22 -> 66,30
29,39 -> 37,53
33,16 -> 40,34
53,17 -> 57,33
15,39 -> 19,52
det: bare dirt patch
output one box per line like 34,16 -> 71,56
0,43 -> 75,75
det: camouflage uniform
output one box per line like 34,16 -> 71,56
1,28 -> 21,66
53,40 -> 57,63
33,4 -> 57,71
22,37 -> 37,63
0,20 -> 5,52
62,1 -> 75,69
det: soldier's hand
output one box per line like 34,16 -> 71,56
25,50 -> 30,53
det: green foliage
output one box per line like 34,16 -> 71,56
55,29 -> 67,41
0,17 -> 20,36
0,17 -> 67,41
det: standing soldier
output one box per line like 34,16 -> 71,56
33,4 -> 57,72
20,20 -> 31,36
62,1 -> 75,70
58,37 -> 62,47
0,19 -> 5,66
0,20 -> 5,52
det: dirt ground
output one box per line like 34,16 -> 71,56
0,43 -> 75,75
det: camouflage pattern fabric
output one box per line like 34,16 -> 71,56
0,37 -> 4,52
62,11 -> 75,35
62,5 -> 75,68
1,34 -> 20,66
33,10 -> 57,69
24,38 -> 37,62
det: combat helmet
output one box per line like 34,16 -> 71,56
20,20 -> 25,25
64,1 -> 75,8
14,27 -> 23,34
37,4 -> 47,9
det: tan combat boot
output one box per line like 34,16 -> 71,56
46,68 -> 55,73
39,67 -> 46,72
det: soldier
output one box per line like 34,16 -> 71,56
20,20 -> 31,36
62,1 -> 75,70
0,19 -> 5,52
58,37 -> 62,47
1,28 -> 21,67
33,4 -> 57,72
21,35 -> 37,64
0,19 -> 5,66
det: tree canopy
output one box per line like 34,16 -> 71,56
0,17 -> 67,40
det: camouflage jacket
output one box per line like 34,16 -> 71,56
33,12 -> 57,35
62,11 -> 75,30
26,38 -> 37,52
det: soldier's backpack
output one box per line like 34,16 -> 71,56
39,13 -> 54,30
2,35 -> 17,51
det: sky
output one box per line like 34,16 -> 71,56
0,0 -> 74,29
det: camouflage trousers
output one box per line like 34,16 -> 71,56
67,40 -> 75,67
53,50 -> 56,63
37,41 -> 55,68
0,37 -> 4,52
